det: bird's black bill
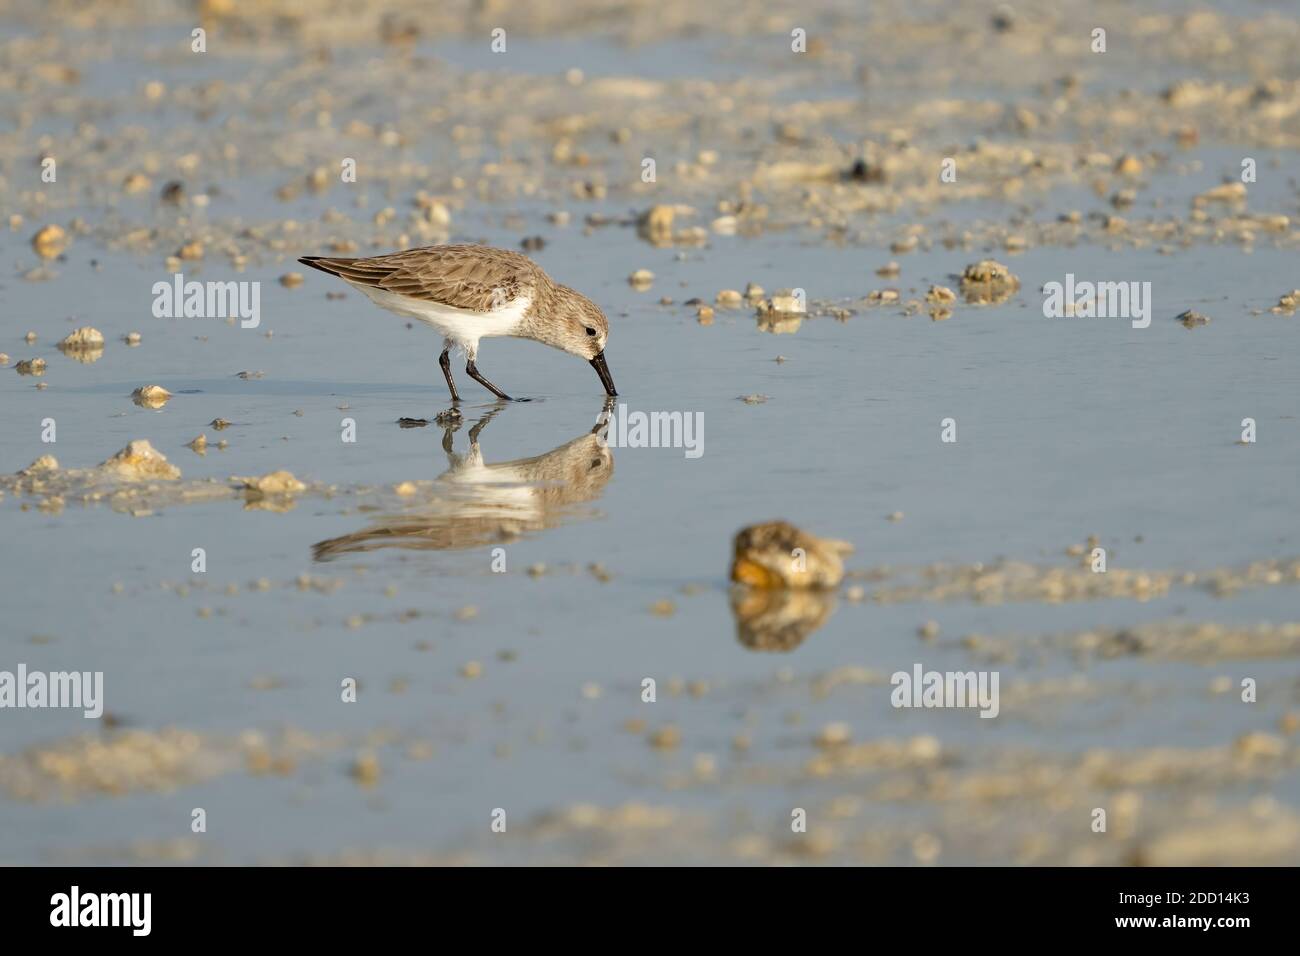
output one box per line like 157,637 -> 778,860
590,352 -> 617,396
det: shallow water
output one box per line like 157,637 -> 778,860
2,1 -> 1299,865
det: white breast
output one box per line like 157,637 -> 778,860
440,453 -> 545,521
350,283 -> 530,358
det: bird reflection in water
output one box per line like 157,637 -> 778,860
312,401 -> 614,560
729,587 -> 837,652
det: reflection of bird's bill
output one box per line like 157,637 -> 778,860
312,420 -> 614,560
730,587 -> 836,652
591,395 -> 616,441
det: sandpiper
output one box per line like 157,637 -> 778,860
298,244 -> 616,401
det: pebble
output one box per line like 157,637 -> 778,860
237,470 -> 305,494
1269,290 -> 1299,314
279,272 -> 304,288
1114,154 -> 1144,176
131,384 -> 172,408
715,289 -> 743,307
1233,732 -> 1285,759
160,181 -> 185,204
99,439 -> 182,480
769,291 -> 804,313
32,224 -> 67,259
912,833 -> 942,863
959,259 -> 1021,304
815,722 -> 852,748
22,455 -> 59,474
350,752 -> 381,785
648,725 -> 681,750
637,205 -> 675,240
1194,182 -> 1247,205
57,327 -> 104,350
1177,309 -> 1210,328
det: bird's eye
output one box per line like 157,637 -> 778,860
585,327 -> 597,336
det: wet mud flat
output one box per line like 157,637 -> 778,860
1,0 -> 1299,864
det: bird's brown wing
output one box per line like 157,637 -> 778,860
299,245 -> 537,312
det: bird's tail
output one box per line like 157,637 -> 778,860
298,256 -> 394,288
298,255 -> 351,277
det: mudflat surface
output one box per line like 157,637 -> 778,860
1,0 -> 1298,864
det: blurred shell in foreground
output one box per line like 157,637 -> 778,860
730,520 -> 852,590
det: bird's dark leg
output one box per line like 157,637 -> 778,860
465,360 -> 512,401
439,347 -> 461,403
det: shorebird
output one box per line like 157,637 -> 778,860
298,244 -> 616,402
